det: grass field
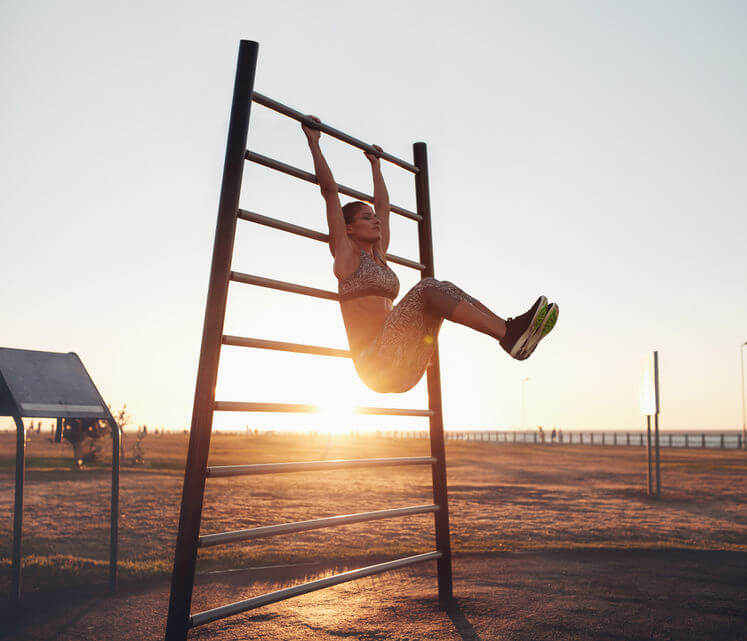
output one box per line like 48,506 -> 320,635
1,430 -> 745,595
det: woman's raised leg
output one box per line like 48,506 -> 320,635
417,279 -> 553,358
418,280 -> 506,340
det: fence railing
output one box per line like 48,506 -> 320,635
381,430 -> 744,450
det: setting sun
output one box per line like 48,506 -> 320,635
313,379 -> 361,434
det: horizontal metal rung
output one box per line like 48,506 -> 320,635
199,504 -> 438,547
222,335 -> 350,358
238,209 -> 327,242
385,254 -> 427,271
207,456 -> 436,477
189,551 -> 442,628
213,401 -> 434,417
252,92 -> 419,174
245,150 -> 420,221
237,210 -> 426,271
230,271 -> 339,301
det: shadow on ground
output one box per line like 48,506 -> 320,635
3,549 -> 746,641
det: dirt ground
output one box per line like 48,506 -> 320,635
1,434 -> 746,639
3,550 -> 746,640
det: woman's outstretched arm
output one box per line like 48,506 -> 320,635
366,146 -> 391,254
302,117 -> 349,261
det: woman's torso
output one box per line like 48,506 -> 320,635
337,250 -> 399,356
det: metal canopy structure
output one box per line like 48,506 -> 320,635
0,347 -> 120,601
164,39 -> 453,640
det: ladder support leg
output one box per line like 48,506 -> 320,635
415,141 -> 454,607
165,40 -> 259,641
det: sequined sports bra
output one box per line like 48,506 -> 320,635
338,250 -> 400,302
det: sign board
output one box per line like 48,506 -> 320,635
0,348 -> 108,419
639,351 -> 660,416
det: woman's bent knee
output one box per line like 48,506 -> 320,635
416,277 -> 441,290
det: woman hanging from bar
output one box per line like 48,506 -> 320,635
302,118 -> 558,393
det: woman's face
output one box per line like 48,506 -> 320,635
347,205 -> 381,242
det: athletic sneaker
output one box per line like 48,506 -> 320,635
516,302 -> 559,361
500,296 -> 548,359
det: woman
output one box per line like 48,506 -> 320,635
302,118 -> 558,393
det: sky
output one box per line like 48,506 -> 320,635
1,1 -> 746,433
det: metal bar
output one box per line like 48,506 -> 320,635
109,415 -> 120,592
245,150 -> 421,221
223,335 -> 350,358
72,352 -> 121,593
11,415 -> 24,601
252,92 -> 419,173
742,342 -> 746,450
238,209 -> 328,241
213,401 -> 433,417
189,551 -> 442,628
165,40 -> 259,641
208,456 -> 436,478
237,210 -> 426,271
230,271 -> 339,301
199,504 -> 439,547
414,141 -> 453,607
654,350 -> 661,498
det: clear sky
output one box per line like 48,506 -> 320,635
2,1 -> 746,433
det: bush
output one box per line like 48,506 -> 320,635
62,403 -> 130,469
62,418 -> 111,469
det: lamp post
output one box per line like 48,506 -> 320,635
521,377 -> 530,430
741,341 -> 746,450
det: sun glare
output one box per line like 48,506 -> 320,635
314,380 -> 361,434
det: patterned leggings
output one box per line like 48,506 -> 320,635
353,277 -> 480,393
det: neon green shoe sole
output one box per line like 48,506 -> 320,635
518,303 -> 559,360
533,303 -> 549,330
541,305 -> 559,337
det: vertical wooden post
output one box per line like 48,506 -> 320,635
646,415 -> 653,497
414,142 -> 453,608
165,40 -> 259,641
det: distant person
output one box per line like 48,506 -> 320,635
303,118 -> 559,393
558,429 -> 564,443
551,428 -> 557,443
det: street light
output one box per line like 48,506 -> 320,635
741,341 -> 747,450
521,377 -> 530,430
